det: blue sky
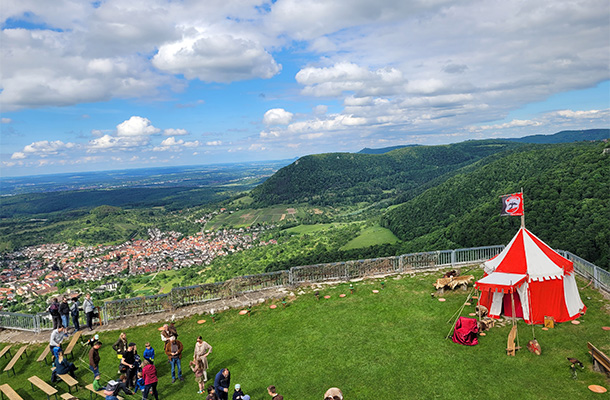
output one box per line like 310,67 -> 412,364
1,0 -> 609,177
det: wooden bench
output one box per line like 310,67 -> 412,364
587,342 -> 610,376
0,346 -> 12,360
28,375 -> 59,400
61,393 -> 79,400
3,346 -> 27,377
0,384 -> 23,400
64,331 -> 82,360
51,367 -> 80,394
85,384 -> 123,400
37,345 -> 52,365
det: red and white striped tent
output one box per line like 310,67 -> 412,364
475,227 -> 586,324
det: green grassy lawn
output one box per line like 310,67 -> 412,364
340,224 -> 398,250
2,272 -> 608,399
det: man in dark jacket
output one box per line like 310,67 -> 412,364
48,298 -> 62,329
70,297 -> 80,331
88,341 -> 101,377
121,342 -> 139,389
59,298 -> 70,330
214,368 -> 231,400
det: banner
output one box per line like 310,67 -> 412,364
500,192 -> 524,216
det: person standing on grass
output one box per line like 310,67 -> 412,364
214,368 -> 231,400
121,342 -> 139,389
89,341 -> 102,377
267,385 -> 283,400
59,297 -> 70,330
113,332 -> 128,360
206,386 -> 219,400
142,359 -> 159,400
193,336 -> 212,382
70,297 -> 81,331
143,342 -> 155,363
84,293 -> 95,330
164,336 -> 184,383
189,358 -> 206,394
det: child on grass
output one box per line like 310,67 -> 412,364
143,342 -> 155,363
134,371 -> 146,393
189,358 -> 206,394
206,385 -> 218,400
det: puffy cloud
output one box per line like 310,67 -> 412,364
11,152 -> 25,160
152,34 -> 281,83
296,62 -> 404,97
263,108 -> 294,125
163,128 -> 188,136
153,136 -> 200,151
23,140 -> 74,155
1,118 -> 12,123
116,116 -> 160,137
206,141 -> 223,146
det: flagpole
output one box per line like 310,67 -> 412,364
520,187 -> 525,228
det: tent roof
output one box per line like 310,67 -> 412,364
475,273 -> 527,293
484,227 -> 573,281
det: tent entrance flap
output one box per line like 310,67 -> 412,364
502,292 -> 524,318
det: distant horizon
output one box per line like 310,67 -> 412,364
2,127 -> 608,179
2,1 -> 608,177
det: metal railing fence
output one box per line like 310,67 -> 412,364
2,244 -> 607,333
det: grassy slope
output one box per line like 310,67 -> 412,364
1,271 -> 608,399
340,225 -> 398,250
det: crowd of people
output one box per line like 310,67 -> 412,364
47,296 -> 343,399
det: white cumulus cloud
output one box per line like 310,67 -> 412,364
263,108 -> 294,125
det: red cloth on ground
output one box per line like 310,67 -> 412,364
452,316 -> 479,346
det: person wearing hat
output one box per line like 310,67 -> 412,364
164,336 -> 184,383
121,342 -> 138,389
86,334 -> 100,347
88,340 -> 102,377
233,383 -> 247,400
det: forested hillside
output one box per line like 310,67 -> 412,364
250,140 -> 524,206
382,142 -> 610,267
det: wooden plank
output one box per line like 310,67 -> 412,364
587,342 -> 610,373
37,346 -> 51,364
3,346 -> 27,376
28,375 -> 58,399
64,331 -> 82,359
60,393 -> 79,400
0,384 -> 23,400
0,346 -> 12,359
58,374 -> 79,393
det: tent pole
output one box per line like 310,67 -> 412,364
521,187 -> 525,228
445,288 -> 475,339
511,287 -> 519,350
